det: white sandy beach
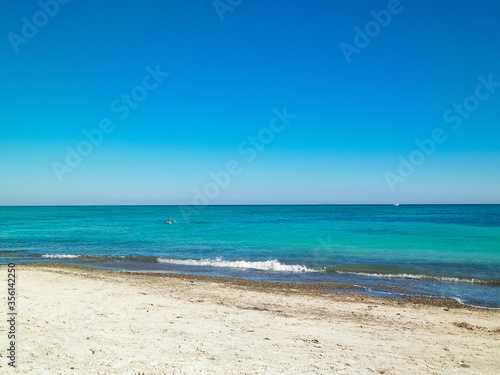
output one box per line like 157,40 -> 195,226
1,264 -> 499,374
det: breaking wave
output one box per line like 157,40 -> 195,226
157,257 -> 314,272
335,271 -> 500,286
42,254 -> 81,259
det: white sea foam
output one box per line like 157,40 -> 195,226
157,257 -> 314,272
337,271 -> 479,284
42,254 -> 80,259
453,298 -> 500,310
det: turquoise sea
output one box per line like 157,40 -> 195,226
1,205 -> 499,308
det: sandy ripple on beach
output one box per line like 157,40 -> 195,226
1,264 -> 499,375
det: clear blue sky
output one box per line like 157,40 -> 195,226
1,0 -> 499,205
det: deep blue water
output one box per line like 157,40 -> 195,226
1,205 -> 499,308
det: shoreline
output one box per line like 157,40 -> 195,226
2,263 -> 500,374
17,262 -> 498,310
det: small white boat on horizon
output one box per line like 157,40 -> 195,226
393,203 -> 400,206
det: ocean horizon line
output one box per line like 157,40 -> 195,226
2,203 -> 500,208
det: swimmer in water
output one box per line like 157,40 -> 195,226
167,217 -> 172,224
